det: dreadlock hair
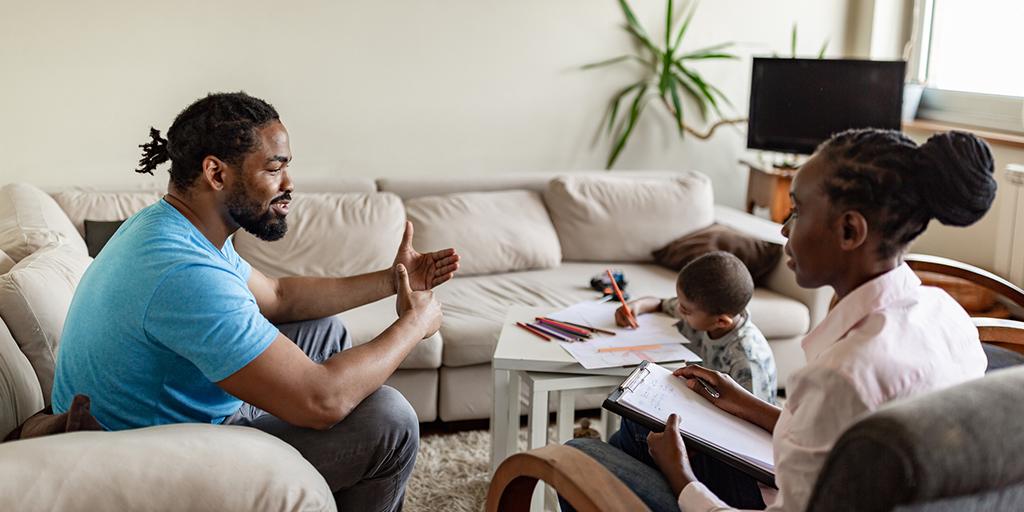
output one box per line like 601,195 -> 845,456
135,92 -> 280,190
678,251 -> 754,317
816,128 -> 996,258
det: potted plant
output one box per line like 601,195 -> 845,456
584,0 -> 744,169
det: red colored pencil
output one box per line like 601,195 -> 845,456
516,322 -> 551,341
536,317 -> 591,337
607,269 -> 637,328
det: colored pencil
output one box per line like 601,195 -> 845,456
607,269 -> 637,328
529,322 -> 583,342
544,318 -> 616,336
516,322 -> 551,341
596,344 -> 663,353
535,317 -> 591,338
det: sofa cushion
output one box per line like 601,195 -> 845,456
0,249 -> 13,274
337,298 -> 442,370
0,423 -> 335,512
83,219 -> 125,257
405,190 -> 561,276
0,184 -> 88,262
652,224 -> 783,285
50,190 -> 162,238
435,262 -> 810,367
544,173 -> 714,262
0,244 -> 92,404
0,319 -> 45,439
233,192 -> 405,278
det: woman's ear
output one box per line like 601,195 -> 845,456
838,210 -> 869,251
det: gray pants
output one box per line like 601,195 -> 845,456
225,316 -> 419,512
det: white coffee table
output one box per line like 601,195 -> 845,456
490,305 -> 696,472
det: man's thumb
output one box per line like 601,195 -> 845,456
395,263 -> 413,295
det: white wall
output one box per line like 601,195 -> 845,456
0,0 -> 852,208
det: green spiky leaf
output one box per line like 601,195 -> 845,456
671,0 -> 699,53
607,84 -> 649,169
791,23 -> 798,57
817,38 -> 829,59
668,76 -> 685,134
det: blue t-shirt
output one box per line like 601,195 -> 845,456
51,199 -> 279,430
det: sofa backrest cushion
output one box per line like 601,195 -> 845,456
544,172 -> 714,262
0,318 -> 45,439
0,184 -> 88,262
51,190 -> 162,238
0,249 -> 13,275
233,192 -> 405,278
405,190 -> 562,276
0,244 -> 92,406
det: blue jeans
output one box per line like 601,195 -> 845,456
562,418 -> 765,511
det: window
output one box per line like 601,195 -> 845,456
910,0 -> 1024,133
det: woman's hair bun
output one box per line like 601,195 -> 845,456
915,130 -> 996,227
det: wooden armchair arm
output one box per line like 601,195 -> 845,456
905,253 -> 1024,308
485,445 -> 651,512
974,317 -> 1024,355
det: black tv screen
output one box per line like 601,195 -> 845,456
747,58 -> 906,155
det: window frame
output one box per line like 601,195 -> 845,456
907,0 -> 1024,134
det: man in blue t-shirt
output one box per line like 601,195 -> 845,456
51,92 -> 457,512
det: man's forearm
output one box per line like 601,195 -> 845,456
311,315 -> 424,424
270,269 -> 395,323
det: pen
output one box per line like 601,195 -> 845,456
695,377 -> 721,399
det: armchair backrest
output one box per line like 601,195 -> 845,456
806,366 -> 1024,511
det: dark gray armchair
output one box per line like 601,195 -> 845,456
806,365 -> 1024,511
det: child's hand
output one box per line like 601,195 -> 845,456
614,303 -> 639,328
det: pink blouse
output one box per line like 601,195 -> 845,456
678,263 -> 987,511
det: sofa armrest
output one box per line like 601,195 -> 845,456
0,423 -> 335,512
715,205 -> 830,329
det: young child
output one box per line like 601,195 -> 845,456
615,251 -> 777,404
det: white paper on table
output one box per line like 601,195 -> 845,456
619,363 -> 774,472
548,300 -> 701,369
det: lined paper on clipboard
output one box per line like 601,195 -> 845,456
616,362 -> 774,475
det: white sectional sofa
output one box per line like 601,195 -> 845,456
0,170 -> 828,430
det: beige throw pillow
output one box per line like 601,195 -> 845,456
0,319 -> 45,438
51,190 -> 162,237
0,244 -> 92,405
544,173 -> 714,262
0,184 -> 88,262
233,192 -> 406,278
0,249 -> 14,275
405,190 -> 562,276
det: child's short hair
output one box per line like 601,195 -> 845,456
677,251 -> 754,316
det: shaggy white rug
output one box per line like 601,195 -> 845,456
405,420 -> 604,512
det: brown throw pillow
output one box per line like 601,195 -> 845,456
651,224 -> 783,284
2,394 -> 104,442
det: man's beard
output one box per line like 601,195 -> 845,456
226,184 -> 290,241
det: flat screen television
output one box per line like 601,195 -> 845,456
747,58 -> 906,155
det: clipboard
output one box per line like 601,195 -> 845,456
603,361 -> 777,488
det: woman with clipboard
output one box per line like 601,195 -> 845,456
565,129 -> 995,511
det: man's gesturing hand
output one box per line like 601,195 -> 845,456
395,263 -> 442,339
393,221 -> 460,291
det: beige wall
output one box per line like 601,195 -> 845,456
0,0 -> 851,209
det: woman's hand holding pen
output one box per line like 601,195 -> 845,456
614,297 -> 660,327
673,365 -> 781,434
